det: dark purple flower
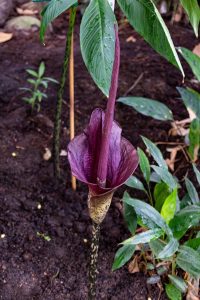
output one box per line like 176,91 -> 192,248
68,108 -> 138,196
68,25 -> 138,223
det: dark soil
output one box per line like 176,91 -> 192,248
0,12 -> 199,300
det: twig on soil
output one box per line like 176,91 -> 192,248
123,73 -> 144,96
156,141 -> 185,145
50,268 -> 60,286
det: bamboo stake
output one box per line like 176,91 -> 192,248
69,31 -> 76,190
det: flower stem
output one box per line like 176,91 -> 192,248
97,25 -> 120,188
53,7 -> 77,178
88,222 -> 101,300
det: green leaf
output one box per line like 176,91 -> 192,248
23,97 -> 34,104
150,171 -> 162,183
184,238 -> 200,250
157,238 -> 179,259
19,87 -> 32,92
165,283 -> 182,300
118,97 -> 173,121
38,61 -> 45,77
176,246 -> 200,278
123,201 -> 137,235
168,275 -> 187,294
150,239 -> 166,257
177,87 -> 200,119
80,0 -> 116,96
180,193 -> 191,209
142,136 -> 167,169
122,228 -> 163,245
112,244 -> 135,271
28,79 -> 36,85
147,263 -> 155,270
161,188 -> 177,224
26,69 -> 38,77
40,0 -> 77,42
185,177 -> 199,204
151,166 -> 177,191
125,176 -> 147,192
117,0 -> 184,76
41,80 -> 48,89
169,205 -> 200,239
180,0 -> 200,37
123,192 -> 172,237
137,148 -> 151,183
178,47 -> 200,81
193,163 -> 200,186
43,77 -> 59,83
154,182 -> 171,212
188,118 -> 200,161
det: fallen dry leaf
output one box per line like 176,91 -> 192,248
0,32 -> 13,43
193,44 -> 200,57
126,35 -> 136,43
43,148 -> 52,161
172,4 -> 184,23
187,108 -> 197,121
128,256 -> 140,274
16,7 -> 38,16
169,119 -> 190,137
192,145 -> 199,163
60,150 -> 67,157
156,261 -> 170,269
186,277 -> 199,300
165,146 -> 182,171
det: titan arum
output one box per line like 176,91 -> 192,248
68,26 -> 138,300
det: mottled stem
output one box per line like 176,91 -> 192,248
88,222 -> 101,300
53,7 -> 77,178
97,26 -> 120,188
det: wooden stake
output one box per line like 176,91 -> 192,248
69,30 -> 76,190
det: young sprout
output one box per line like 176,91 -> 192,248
37,232 -> 51,242
20,61 -> 58,112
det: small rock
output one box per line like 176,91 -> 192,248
5,16 -> 40,31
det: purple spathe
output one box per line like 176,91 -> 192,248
68,108 -> 138,196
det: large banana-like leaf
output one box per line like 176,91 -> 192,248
117,0 -> 184,76
80,0 -> 116,96
180,0 -> 200,37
